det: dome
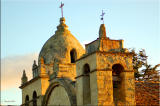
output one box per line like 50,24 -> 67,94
38,17 -> 85,65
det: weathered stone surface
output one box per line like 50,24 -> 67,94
38,17 -> 85,66
57,63 -> 76,81
96,52 -> 133,71
20,19 -> 138,106
76,24 -> 135,106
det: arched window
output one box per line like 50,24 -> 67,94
83,64 -> 91,105
25,95 -> 29,106
33,91 -> 37,106
112,64 -> 124,105
70,49 -> 77,63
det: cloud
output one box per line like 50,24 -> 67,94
81,40 -> 92,49
1,52 -> 38,90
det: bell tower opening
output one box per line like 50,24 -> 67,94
33,91 -> 37,106
70,49 -> 77,63
83,64 -> 91,105
112,64 -> 124,105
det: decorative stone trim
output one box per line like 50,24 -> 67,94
76,51 -> 133,62
76,68 -> 112,79
90,68 -> 112,73
76,68 -> 134,79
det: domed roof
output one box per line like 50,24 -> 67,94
38,17 -> 85,65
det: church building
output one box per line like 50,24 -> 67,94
19,4 -> 136,106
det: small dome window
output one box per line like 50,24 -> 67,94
70,49 -> 77,63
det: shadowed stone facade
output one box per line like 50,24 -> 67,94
19,17 -> 135,106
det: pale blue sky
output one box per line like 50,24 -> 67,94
1,0 -> 159,105
2,0 -> 160,65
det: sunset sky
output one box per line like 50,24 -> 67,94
1,0 -> 159,105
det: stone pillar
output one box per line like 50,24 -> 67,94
21,70 -> 28,85
121,71 -> 135,105
90,69 -> 114,106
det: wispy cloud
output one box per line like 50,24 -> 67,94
1,53 -> 38,90
81,40 -> 92,49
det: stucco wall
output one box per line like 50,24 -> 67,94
76,53 -> 97,105
22,78 -> 42,105
76,53 -> 97,77
21,76 -> 49,105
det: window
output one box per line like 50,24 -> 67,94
83,64 -> 91,105
33,91 -> 37,106
25,95 -> 29,106
70,49 -> 77,63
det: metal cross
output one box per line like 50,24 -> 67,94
100,10 -> 105,24
59,2 -> 64,17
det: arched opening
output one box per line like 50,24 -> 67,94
33,91 -> 37,106
25,95 -> 29,106
70,49 -> 77,63
42,79 -> 77,106
112,64 -> 124,105
83,64 -> 91,105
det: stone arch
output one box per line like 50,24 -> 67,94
70,49 -> 77,63
112,64 -> 124,76
42,78 -> 76,106
112,64 -> 124,105
33,91 -> 37,106
25,95 -> 29,106
83,63 -> 91,105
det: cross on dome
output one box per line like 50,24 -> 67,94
59,2 -> 64,17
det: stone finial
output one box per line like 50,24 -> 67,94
22,70 -> 26,77
60,17 -> 65,24
56,17 -> 68,31
21,70 -> 28,85
32,60 -> 38,78
32,60 -> 37,68
99,24 -> 106,38
33,60 -> 36,65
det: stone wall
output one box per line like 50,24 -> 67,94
76,51 -> 135,106
96,52 -> 133,71
57,63 -> 76,81
96,52 -> 135,105
86,38 -> 123,54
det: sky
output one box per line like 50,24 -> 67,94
1,0 -> 160,105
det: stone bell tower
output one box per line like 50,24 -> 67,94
76,24 -> 135,106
